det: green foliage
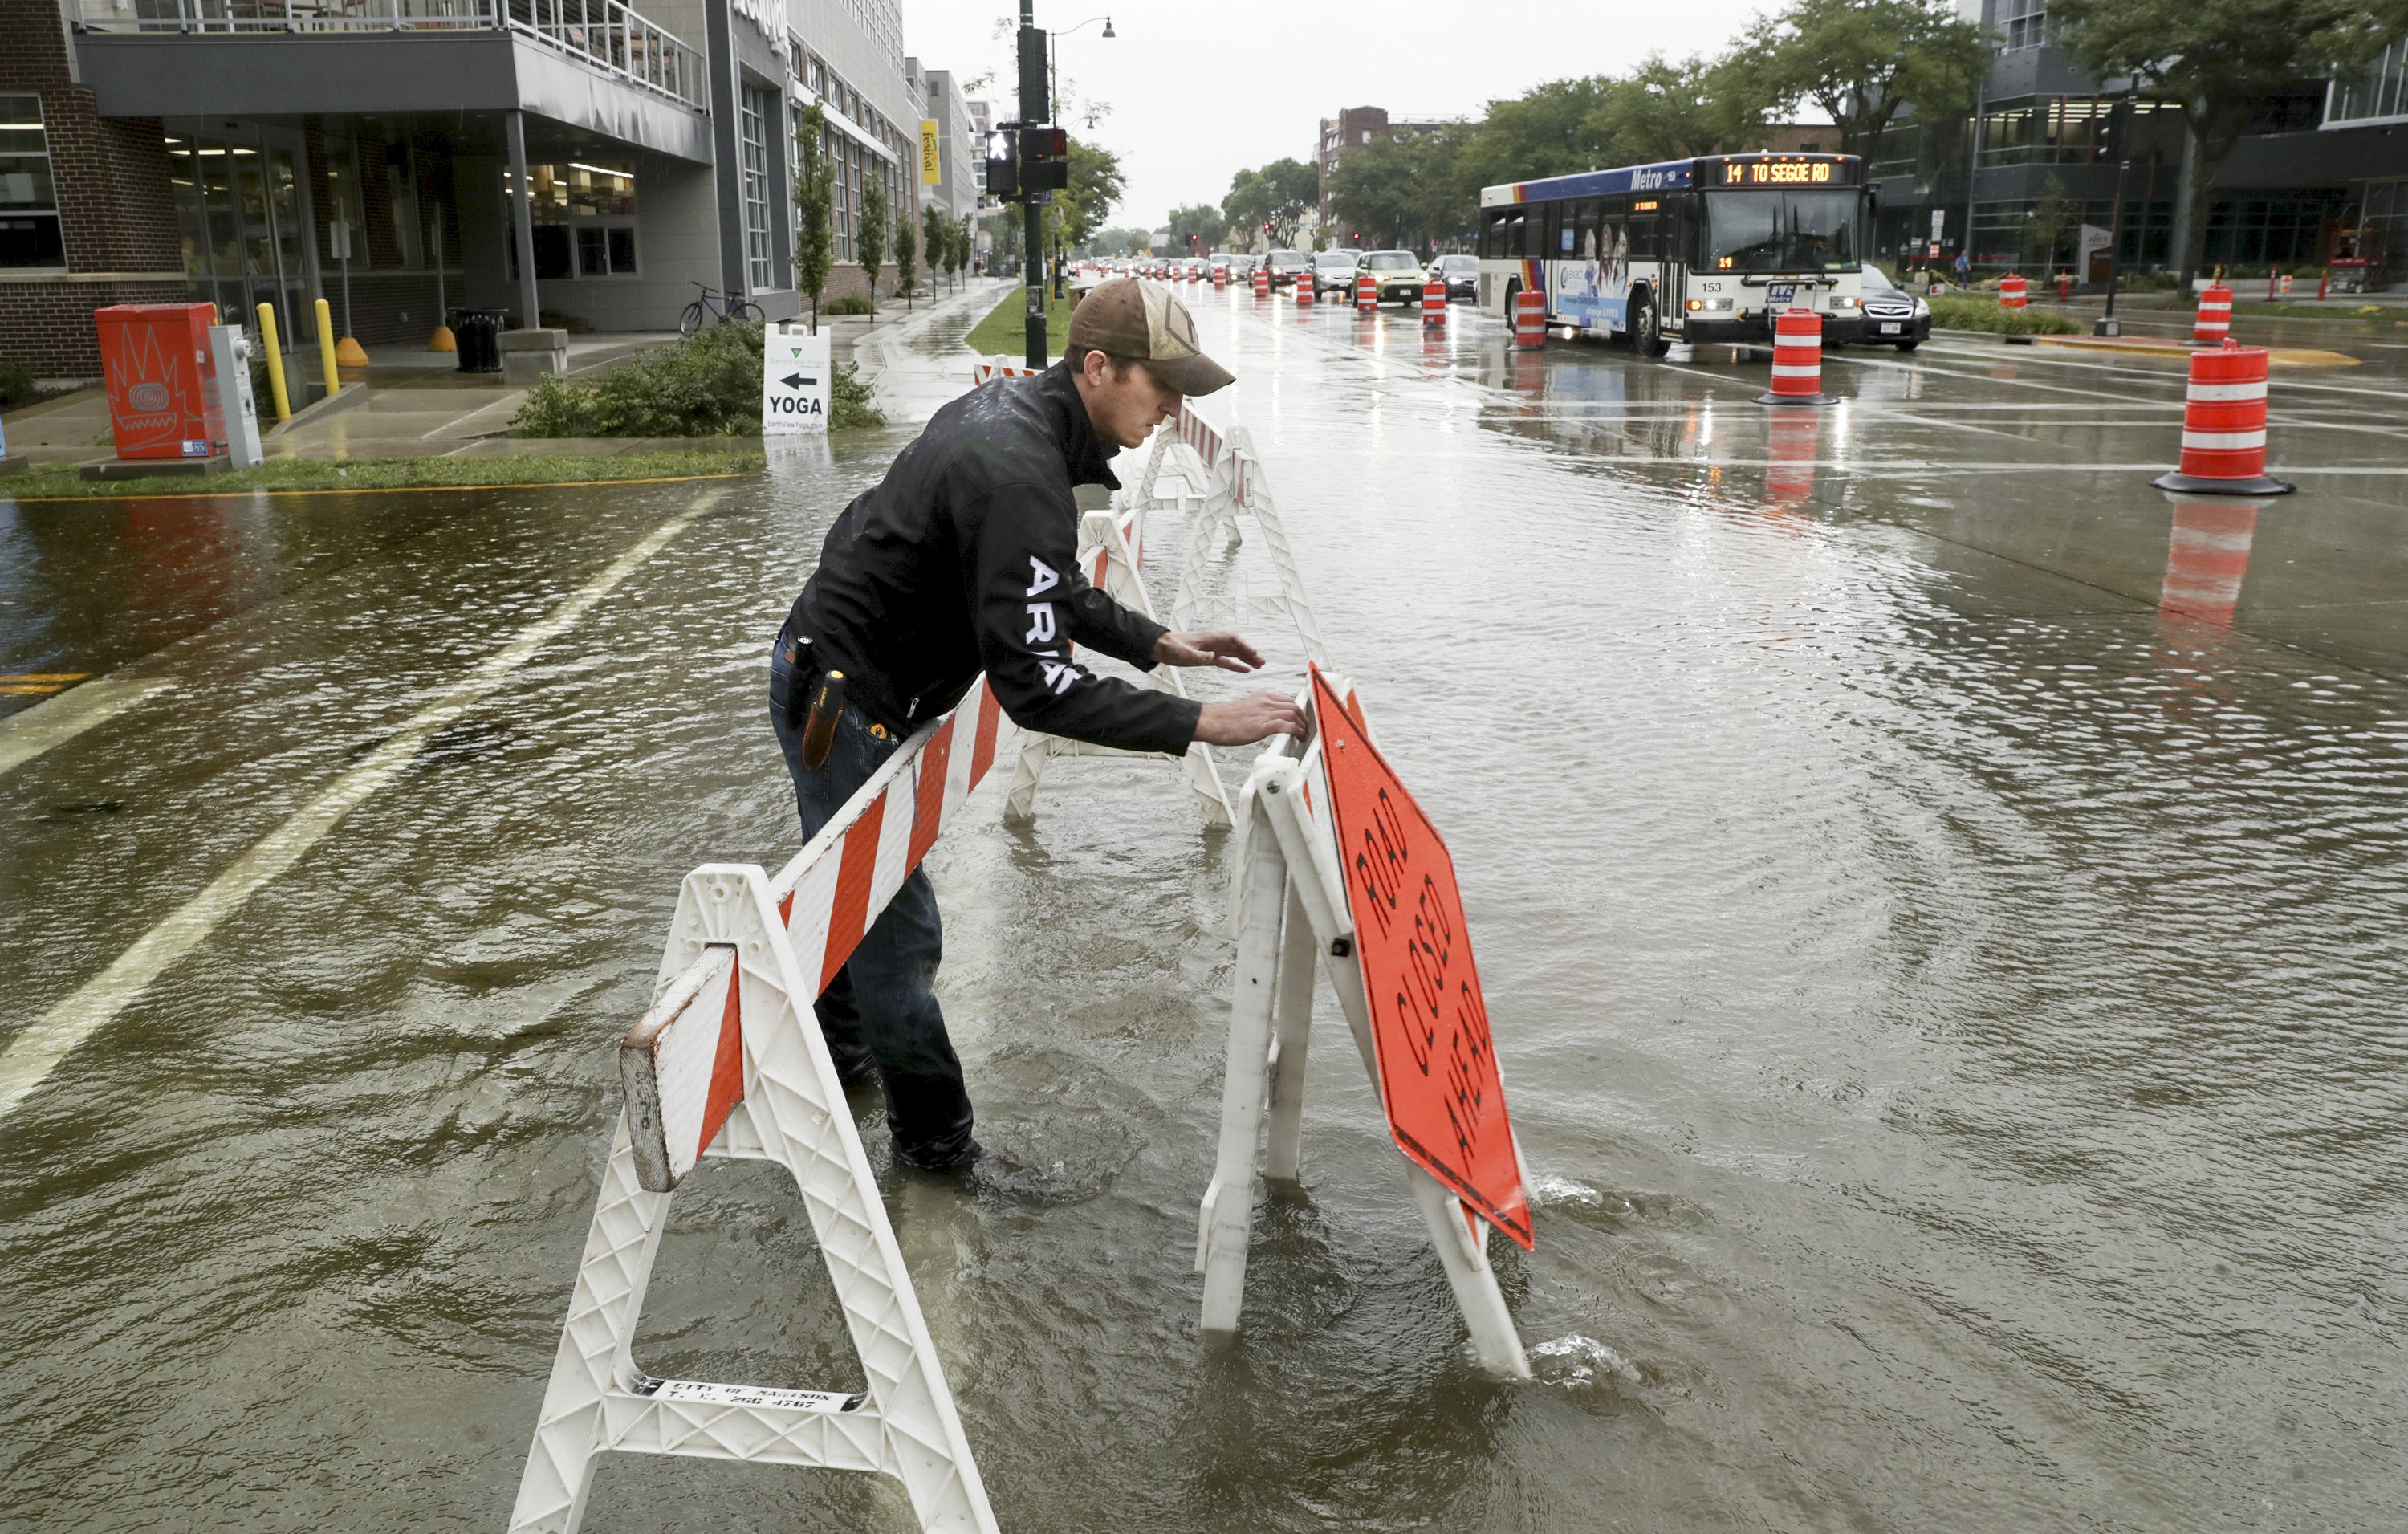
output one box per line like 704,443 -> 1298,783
1328,128 -> 1471,250
1221,159 -> 1318,248
894,205 -> 917,308
2052,0 -> 2396,281
2028,174 -> 2078,268
1925,295 -> 2081,333
0,450 -> 765,496
794,103 -> 836,326
1058,138 -> 1125,250
1754,0 -> 1984,156
921,201 -> 946,294
857,178 -> 888,316
1092,224 -> 1153,254
826,295 -> 873,315
0,358 -> 41,409
965,287 -> 1076,360
503,323 -> 885,437
1165,202 -> 1225,253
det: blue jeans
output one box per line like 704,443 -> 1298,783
769,637 -> 977,1170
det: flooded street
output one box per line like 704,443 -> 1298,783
4,288 -> 2404,1532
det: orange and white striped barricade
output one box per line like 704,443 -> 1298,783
1755,307 -> 1830,406
1999,273 -> 2028,309
509,684 -> 1023,1534
1422,277 -> 1446,326
2158,494 -> 2264,625
1512,286 -> 1546,348
1355,272 -> 1377,313
1001,498 -> 1233,826
1213,264 -> 1227,290
2192,282 -> 2233,344
1195,666 -> 1532,1377
2150,340 -> 2294,496
971,355 -> 1044,386
1252,265 -> 1271,299
1296,269 -> 1315,307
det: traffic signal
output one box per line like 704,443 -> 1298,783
983,129 -> 1018,200
1019,126 -> 1069,193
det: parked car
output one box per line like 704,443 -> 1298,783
1312,249 -> 1362,298
1361,250 -> 1426,305
1856,263 -> 1930,350
1263,250 -> 1311,288
1427,252 -> 1478,301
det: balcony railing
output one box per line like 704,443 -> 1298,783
72,0 -> 702,110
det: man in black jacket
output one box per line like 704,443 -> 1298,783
770,278 -> 1304,1171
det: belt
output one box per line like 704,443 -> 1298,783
779,632 -> 902,741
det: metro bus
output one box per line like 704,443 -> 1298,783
1476,153 -> 1871,354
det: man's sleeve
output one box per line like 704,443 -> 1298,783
1062,561 -> 1168,669
969,482 -> 1202,755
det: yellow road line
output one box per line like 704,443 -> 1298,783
0,470 -> 751,505
0,684 -> 65,695
0,673 -> 94,682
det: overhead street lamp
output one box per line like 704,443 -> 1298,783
1047,16 -> 1113,300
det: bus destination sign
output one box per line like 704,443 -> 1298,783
1710,155 -> 1861,187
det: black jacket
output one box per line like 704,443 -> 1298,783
782,361 -> 1202,756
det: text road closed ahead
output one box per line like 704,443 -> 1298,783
1312,666 -> 1533,1248
763,329 -> 832,434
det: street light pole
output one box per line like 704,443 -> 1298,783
2097,88 -> 2136,337
1018,0 -> 1047,369
1045,18 -> 1112,303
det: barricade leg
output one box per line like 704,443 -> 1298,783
1260,879 -> 1318,1182
1197,787 -> 1288,1333
512,866 -> 996,1534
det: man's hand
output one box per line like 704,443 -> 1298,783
1153,629 -> 1266,673
1194,690 -> 1308,746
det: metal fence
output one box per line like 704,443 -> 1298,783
72,0 -> 702,109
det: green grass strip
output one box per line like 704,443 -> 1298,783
1926,296 -> 2082,336
964,286 -> 1080,362
0,450 -> 765,501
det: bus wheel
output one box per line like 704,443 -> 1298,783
1503,279 -> 1520,322
1631,294 -> 1669,357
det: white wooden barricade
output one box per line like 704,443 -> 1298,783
1001,501 -> 1231,826
971,356 -> 1043,386
510,682 -> 1023,1534
1000,404 -> 1330,828
1194,676 -> 1533,1379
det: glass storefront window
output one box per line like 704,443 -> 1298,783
0,92 -> 66,270
503,160 -> 637,280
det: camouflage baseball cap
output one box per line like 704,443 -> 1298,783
1066,277 -> 1235,397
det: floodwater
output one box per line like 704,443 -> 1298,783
3,285 -> 2404,1532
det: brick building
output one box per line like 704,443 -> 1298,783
2,0 -> 938,379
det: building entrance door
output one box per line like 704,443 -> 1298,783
166,122 -> 320,356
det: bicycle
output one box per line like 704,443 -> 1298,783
680,281 -> 765,338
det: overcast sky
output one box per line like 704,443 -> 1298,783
900,1 -> 1792,231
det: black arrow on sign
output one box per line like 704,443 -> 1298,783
781,372 -> 820,390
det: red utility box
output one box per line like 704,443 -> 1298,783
95,303 -> 223,460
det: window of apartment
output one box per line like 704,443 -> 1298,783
740,84 -> 777,290
0,93 -> 65,270
2329,41 -> 2408,125
1997,0 -> 2048,52
505,159 -> 638,279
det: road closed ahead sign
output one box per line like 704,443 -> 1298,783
762,328 -> 831,433
1311,667 -> 1532,1249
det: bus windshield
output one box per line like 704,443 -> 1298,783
1701,189 -> 1864,273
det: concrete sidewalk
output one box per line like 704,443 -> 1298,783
0,284 -> 1002,472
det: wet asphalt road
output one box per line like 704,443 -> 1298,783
2,286 -> 2405,1532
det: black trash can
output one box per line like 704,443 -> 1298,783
451,307 -> 506,374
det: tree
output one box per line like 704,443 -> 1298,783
1454,77 -> 1621,193
1586,55 -> 1777,163
954,214 -> 974,286
793,103 -> 835,330
1327,128 -> 1473,251
2028,173 -> 2077,271
1754,0 -> 1986,157
1058,138 -> 1125,250
1165,201 -> 1224,254
2052,0 -> 2395,283
921,201 -> 946,296
894,197 -> 918,310
857,177 -> 888,316
1222,157 -> 1317,248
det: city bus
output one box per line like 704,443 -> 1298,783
1476,153 -> 1872,354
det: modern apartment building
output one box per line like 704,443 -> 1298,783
908,59 -> 978,230
2,0 -> 936,377
1865,0 -> 2408,281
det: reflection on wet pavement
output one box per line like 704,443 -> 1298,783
2,285 -> 2402,1532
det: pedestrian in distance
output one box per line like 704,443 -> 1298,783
768,276 -> 1306,1177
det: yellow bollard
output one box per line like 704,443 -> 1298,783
314,296 -> 341,404
256,302 -> 292,422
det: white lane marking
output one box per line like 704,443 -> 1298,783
0,494 -> 722,1122
0,679 -> 178,779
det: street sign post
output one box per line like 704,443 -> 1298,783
761,328 -> 832,434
